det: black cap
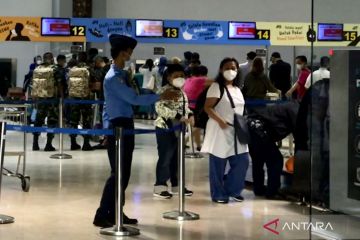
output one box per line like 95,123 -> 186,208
166,64 -> 185,75
271,52 -> 281,58
109,34 -> 137,50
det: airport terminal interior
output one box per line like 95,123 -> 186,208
1,0 -> 360,239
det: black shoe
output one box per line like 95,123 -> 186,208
266,194 -> 286,201
153,191 -> 173,199
71,142 -> 81,150
44,144 -> 56,152
82,143 -> 93,151
93,216 -> 113,228
170,188 -> 193,196
92,143 -> 106,150
231,195 -> 244,202
32,143 -> 40,151
123,214 -> 138,225
108,213 -> 138,225
213,199 -> 229,204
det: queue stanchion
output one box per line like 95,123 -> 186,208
0,122 -> 15,224
163,122 -> 200,221
100,127 -> 140,236
50,98 -> 72,159
185,124 -> 203,159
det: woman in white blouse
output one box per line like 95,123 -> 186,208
139,59 -> 158,119
201,57 -> 249,203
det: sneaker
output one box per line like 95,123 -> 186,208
170,187 -> 193,196
213,199 -> 229,204
231,195 -> 244,202
153,191 -> 173,199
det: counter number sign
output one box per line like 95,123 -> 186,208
344,31 -> 358,41
71,26 -> 86,36
164,27 -> 179,38
256,29 -> 271,40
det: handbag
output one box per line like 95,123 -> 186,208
146,75 -> 156,90
224,86 -> 250,146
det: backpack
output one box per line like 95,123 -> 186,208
31,65 -> 55,98
68,67 -> 90,98
194,84 -> 224,129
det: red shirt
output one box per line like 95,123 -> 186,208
296,68 -> 311,100
183,76 -> 207,109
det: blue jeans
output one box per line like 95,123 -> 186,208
209,153 -> 249,201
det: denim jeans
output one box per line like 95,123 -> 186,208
209,153 -> 249,201
154,128 -> 178,192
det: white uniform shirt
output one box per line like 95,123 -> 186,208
201,82 -> 248,158
305,68 -> 330,89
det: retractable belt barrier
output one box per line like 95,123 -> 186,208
0,98 -> 286,106
6,124 -> 182,136
0,99 -> 104,105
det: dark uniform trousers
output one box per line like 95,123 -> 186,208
96,117 -> 134,219
34,99 -> 59,138
248,127 -> 283,197
69,98 -> 93,129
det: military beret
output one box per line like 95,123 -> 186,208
109,34 -> 137,49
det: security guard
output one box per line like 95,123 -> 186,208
93,34 -> 176,228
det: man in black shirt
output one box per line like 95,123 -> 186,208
269,52 -> 291,99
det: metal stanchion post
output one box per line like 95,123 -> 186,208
163,123 -> 200,221
0,122 -> 15,224
100,127 -> 140,236
51,98 -> 72,159
185,124 -> 203,159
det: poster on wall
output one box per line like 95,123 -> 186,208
348,51 -> 360,201
71,18 -> 134,42
0,16 -> 85,42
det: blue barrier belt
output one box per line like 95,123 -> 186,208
63,99 -> 104,105
0,99 -> 104,105
6,124 -> 182,136
1,99 -> 286,106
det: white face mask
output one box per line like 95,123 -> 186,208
223,70 -> 238,81
296,64 -> 303,70
36,60 -> 42,65
172,77 -> 185,88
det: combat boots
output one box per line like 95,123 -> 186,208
82,136 -> 93,151
70,135 -> 81,150
32,134 -> 40,151
44,134 -> 56,151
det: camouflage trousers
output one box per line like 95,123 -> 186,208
68,98 -> 93,136
34,99 -> 59,137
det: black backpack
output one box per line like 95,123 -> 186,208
194,84 -> 224,129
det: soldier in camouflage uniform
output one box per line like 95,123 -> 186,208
68,52 -> 95,151
32,52 -> 64,151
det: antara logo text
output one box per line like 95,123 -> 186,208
263,218 -> 334,235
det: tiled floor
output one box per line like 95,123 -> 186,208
0,121 -> 359,240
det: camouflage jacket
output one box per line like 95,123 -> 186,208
154,84 -> 192,129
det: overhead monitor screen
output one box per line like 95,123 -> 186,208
136,20 -> 163,37
228,22 -> 256,39
41,18 -> 71,36
317,23 -> 343,41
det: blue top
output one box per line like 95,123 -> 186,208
104,64 -> 160,120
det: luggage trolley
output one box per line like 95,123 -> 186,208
0,104 -> 30,192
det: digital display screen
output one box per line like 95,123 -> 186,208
135,20 -> 163,37
41,18 -> 71,36
317,23 -> 343,41
228,22 -> 256,39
